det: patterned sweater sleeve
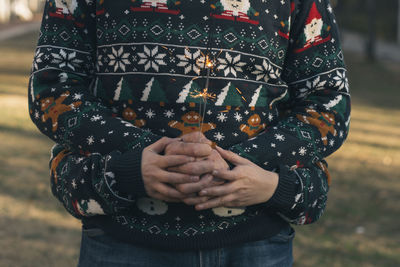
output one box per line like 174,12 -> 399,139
228,0 -> 351,224
29,0 -> 161,215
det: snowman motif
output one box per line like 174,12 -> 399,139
211,0 -> 259,25
137,197 -> 168,215
212,207 -> 246,217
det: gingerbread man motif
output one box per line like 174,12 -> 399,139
168,111 -> 216,136
41,91 -> 82,132
50,149 -> 71,184
239,114 -> 266,138
296,108 -> 337,146
122,107 -> 146,128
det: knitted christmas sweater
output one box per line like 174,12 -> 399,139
29,0 -> 350,250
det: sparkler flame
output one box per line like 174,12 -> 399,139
190,88 -> 216,102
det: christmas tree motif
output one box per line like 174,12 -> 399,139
113,77 -> 133,102
130,0 -> 181,15
215,82 -> 244,110
210,0 -> 259,25
141,77 -> 168,106
176,80 -> 204,108
294,2 -> 331,53
92,77 -> 106,99
249,85 -> 268,110
278,1 -> 296,40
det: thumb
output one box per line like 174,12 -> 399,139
215,146 -> 248,166
147,137 -> 180,154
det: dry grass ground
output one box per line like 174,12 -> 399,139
0,32 -> 399,267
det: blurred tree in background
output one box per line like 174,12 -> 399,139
334,0 -> 398,42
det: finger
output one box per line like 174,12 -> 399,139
172,160 -> 215,176
198,182 -> 237,197
181,132 -> 212,145
159,154 -> 195,168
157,169 -> 200,184
166,142 -> 212,157
183,196 -> 211,206
195,194 -> 237,210
215,146 -> 249,166
211,168 -> 239,181
147,137 -> 181,154
154,183 -> 187,199
175,174 -> 213,194
151,192 -> 182,203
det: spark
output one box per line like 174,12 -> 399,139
235,87 -> 247,102
190,88 -> 216,102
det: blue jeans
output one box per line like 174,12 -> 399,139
78,226 -> 294,267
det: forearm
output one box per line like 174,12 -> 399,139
49,144 -> 152,218
266,161 -> 330,225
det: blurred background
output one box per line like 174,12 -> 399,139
0,0 -> 399,266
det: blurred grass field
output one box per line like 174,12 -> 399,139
0,31 -> 399,267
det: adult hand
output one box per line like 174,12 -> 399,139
195,146 -> 279,210
175,148 -> 229,205
164,132 -> 229,200
141,137 -> 201,202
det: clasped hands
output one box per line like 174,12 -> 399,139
141,132 -> 279,210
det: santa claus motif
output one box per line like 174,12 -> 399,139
211,0 -> 259,25
294,2 -> 331,53
131,0 -> 181,15
49,0 -> 84,26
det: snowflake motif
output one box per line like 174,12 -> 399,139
268,113 -> 274,121
252,59 -> 280,82
274,134 -> 285,141
299,147 -> 307,156
333,70 -> 349,92
298,76 -> 327,98
329,139 -> 335,147
271,143 -> 276,147
51,49 -> 83,71
34,111 -> 40,119
217,112 -> 228,122
87,136 -> 95,145
71,179 -> 77,189
164,109 -> 175,118
32,49 -> 43,71
214,132 -> 225,141
73,93 -> 83,100
176,48 -> 203,74
138,45 -> 167,72
145,109 -> 156,118
233,112 -> 242,122
217,52 -> 246,77
91,115 -> 102,121
108,46 -> 130,72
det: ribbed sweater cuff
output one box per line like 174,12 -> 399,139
265,165 -> 297,212
108,149 -> 148,198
